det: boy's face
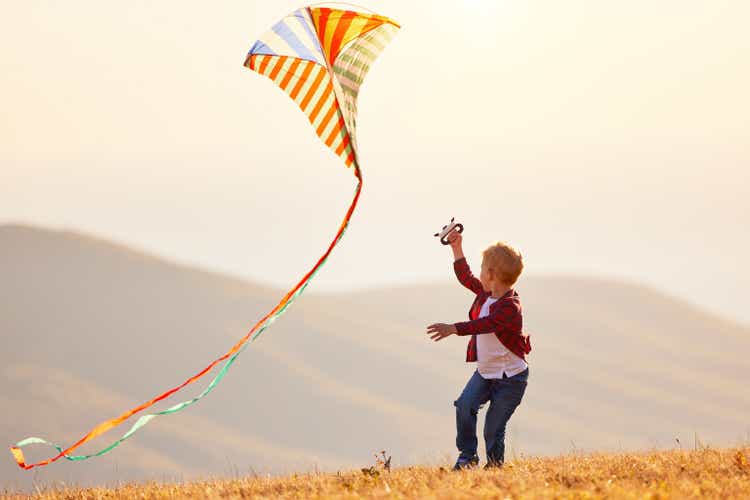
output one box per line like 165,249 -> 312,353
481,258 -> 510,291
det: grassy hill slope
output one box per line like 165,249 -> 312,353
3,447 -> 749,499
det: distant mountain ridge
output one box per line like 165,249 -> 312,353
1,223 -> 748,491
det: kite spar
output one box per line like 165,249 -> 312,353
10,4 -> 399,469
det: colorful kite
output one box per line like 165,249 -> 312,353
10,4 -> 400,470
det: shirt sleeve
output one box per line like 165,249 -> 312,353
453,301 -> 522,336
453,257 -> 484,295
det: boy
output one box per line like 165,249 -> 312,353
426,230 -> 531,470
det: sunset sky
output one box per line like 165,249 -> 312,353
2,1 -> 748,324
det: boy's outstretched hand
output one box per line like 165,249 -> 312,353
426,323 -> 458,341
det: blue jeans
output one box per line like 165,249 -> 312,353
454,367 -> 529,464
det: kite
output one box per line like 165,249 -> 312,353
10,4 -> 400,469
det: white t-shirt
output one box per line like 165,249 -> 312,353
476,296 -> 528,379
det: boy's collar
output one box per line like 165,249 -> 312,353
486,288 -> 514,300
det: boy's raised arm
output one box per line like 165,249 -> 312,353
453,257 -> 484,295
448,232 -> 484,295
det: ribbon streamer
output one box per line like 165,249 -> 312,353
10,4 -> 399,470
11,174 -> 361,469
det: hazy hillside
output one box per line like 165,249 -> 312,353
1,224 -> 748,491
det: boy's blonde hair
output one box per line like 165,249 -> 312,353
482,241 -> 524,286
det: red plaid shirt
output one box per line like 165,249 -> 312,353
452,257 -> 531,363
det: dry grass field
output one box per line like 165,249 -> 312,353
3,446 -> 748,499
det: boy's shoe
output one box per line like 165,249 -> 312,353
452,455 -> 479,471
483,460 -> 504,470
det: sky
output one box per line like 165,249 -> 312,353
2,0 -> 749,325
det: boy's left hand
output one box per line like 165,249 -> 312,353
426,323 -> 458,341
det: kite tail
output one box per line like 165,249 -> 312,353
10,167 -> 364,470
